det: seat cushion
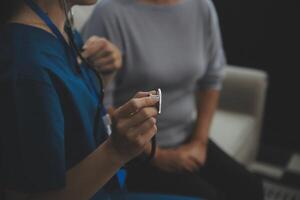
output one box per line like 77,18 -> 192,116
210,110 -> 255,161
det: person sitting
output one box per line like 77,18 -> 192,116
82,0 -> 264,199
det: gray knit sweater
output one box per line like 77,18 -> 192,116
82,0 -> 226,147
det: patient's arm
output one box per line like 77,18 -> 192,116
150,89 -> 220,173
173,89 -> 220,170
192,89 -> 220,146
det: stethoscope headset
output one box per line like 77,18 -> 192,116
23,0 -> 156,161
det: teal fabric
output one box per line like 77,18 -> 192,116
110,193 -> 200,200
0,23 -> 119,198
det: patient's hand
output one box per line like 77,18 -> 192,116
177,141 -> 208,171
152,142 -> 207,173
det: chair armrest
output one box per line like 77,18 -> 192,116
219,65 -> 268,117
216,65 -> 268,164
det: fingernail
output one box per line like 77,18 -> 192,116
153,118 -> 157,124
149,94 -> 160,101
149,90 -> 157,95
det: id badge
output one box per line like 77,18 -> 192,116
102,114 -> 112,136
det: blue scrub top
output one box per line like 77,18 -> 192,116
0,23 -> 119,198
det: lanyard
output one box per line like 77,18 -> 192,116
23,0 -> 122,190
23,0 -> 112,135
24,0 -> 98,101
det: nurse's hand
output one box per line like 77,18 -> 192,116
108,92 -> 159,163
82,36 -> 122,75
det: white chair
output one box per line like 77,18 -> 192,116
210,65 -> 268,165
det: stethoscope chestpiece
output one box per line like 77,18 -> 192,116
157,88 -> 162,115
147,88 -> 162,161
149,88 -> 162,115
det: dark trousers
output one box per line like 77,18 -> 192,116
126,140 -> 264,200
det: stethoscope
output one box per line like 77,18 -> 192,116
23,0 -> 156,161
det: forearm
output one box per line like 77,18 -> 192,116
192,89 -> 220,144
6,93 -> 159,200
6,138 -> 124,200
52,138 -> 124,200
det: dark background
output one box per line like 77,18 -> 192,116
211,0 -> 300,157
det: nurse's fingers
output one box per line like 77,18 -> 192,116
88,48 -> 112,62
96,65 -> 116,75
92,55 -> 115,67
81,43 -> 107,59
116,107 -> 158,132
82,37 -> 108,59
83,35 -> 99,47
91,53 -> 122,75
93,59 -> 116,73
83,36 -> 108,50
109,117 -> 157,163
134,91 -> 156,98
114,96 -> 159,119
128,117 -> 157,143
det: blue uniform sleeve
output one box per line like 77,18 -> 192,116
1,77 -> 65,192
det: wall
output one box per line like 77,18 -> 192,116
211,0 -> 300,152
